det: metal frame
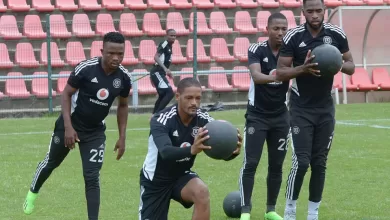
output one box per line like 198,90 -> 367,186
328,6 -> 390,104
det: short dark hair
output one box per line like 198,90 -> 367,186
303,0 -> 324,6
166,29 -> 176,34
177,77 -> 202,93
103,32 -> 125,45
267,12 -> 287,26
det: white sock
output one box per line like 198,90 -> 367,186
285,199 -> 297,210
308,200 -> 321,215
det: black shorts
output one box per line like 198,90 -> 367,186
138,171 -> 199,220
150,69 -> 171,92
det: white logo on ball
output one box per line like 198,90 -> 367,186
97,88 -> 109,100
113,78 -> 121,88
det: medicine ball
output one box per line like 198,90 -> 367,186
223,191 -> 242,218
203,120 -> 238,160
311,43 -> 343,77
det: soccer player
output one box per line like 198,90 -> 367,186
239,12 -> 290,220
275,0 -> 355,219
23,32 -> 132,220
139,77 -> 243,220
150,29 -> 177,118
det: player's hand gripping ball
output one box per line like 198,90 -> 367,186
311,43 -> 343,77
202,120 -> 239,160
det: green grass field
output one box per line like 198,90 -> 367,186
1,103 -> 389,220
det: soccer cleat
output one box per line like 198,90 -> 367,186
240,213 -> 250,220
283,209 -> 296,220
23,190 -> 38,215
264,211 -> 283,220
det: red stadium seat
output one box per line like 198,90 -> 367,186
231,66 -> 250,91
24,15 -> 46,39
0,43 -> 14,68
210,38 -> 235,63
0,15 -> 23,40
119,13 -> 143,37
190,12 -> 213,35
192,0 -> 214,8
65,41 -> 86,66
208,67 -> 234,92
56,71 -> 71,93
351,68 -> 379,91
15,43 -> 39,68
122,41 -> 139,65
0,91 -> 5,99
147,0 -> 170,9
143,13 -> 165,36
171,40 -> 187,64
90,41 -> 103,58
186,39 -> 211,63
372,68 -> 390,90
344,0 -> 365,5
31,72 -> 57,98
7,0 -> 30,11
0,0 -> 7,12
166,12 -> 189,36
78,0 -> 101,10
32,0 -> 55,12
40,42 -> 65,67
324,0 -> 343,7
210,11 -> 233,34
214,0 -> 236,8
95,14 -> 116,36
364,0 -> 384,5
279,0 -> 301,8
169,0 -> 192,9
180,67 -> 206,90
55,0 -> 78,11
233,37 -> 250,62
139,40 -> 157,65
72,14 -> 95,38
333,72 -> 357,91
257,0 -> 279,8
102,0 -> 124,10
5,72 -> 30,99
50,14 -> 72,38
256,11 -> 271,33
236,0 -> 258,8
280,10 -> 297,29
125,0 -> 147,9
234,11 -> 257,34
132,69 -> 156,95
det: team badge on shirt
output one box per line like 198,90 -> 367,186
191,126 -> 200,137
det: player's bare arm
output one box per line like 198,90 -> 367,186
341,51 -> 355,75
276,50 -> 319,81
154,52 -> 171,76
61,84 -> 80,149
249,63 -> 278,84
114,96 -> 128,160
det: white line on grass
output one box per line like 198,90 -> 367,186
1,119 -> 389,136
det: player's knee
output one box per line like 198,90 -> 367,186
268,163 -> 283,175
297,163 -> 310,173
311,163 -> 326,174
83,170 -> 100,187
166,87 -> 174,98
244,159 -> 260,174
192,184 -> 210,205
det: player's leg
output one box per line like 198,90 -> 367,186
78,133 -> 106,220
152,72 -> 174,114
238,116 -> 268,219
172,172 -> 209,220
284,108 -> 314,220
307,110 -> 335,220
263,112 -> 290,220
150,71 -> 162,115
24,132 -> 70,214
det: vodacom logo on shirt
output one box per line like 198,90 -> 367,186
89,88 -> 109,106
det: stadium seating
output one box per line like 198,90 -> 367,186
324,0 -> 343,7
172,41 -> 188,64
125,0 -> 147,10
189,12 -> 213,35
132,69 -> 156,95
231,66 -> 250,91
40,42 -> 65,67
5,72 -> 30,99
24,15 -> 46,39
166,12 -> 189,36
280,10 -> 297,29
96,14 -> 116,36
31,72 -> 57,98
143,13 -> 166,36
210,38 -> 235,62
0,44 -> 14,68
7,0 -> 30,11
257,11 -> 271,33
0,15 -> 23,39
90,41 -> 103,58
214,0 -> 236,8
65,41 -> 86,66
169,0 -> 192,9
236,0 -> 258,8
56,71 -> 71,93
279,0 -> 301,8
138,40 -> 157,65
101,0 -> 124,10
15,43 -> 39,68
234,11 -> 257,34
32,0 -> 55,12
257,0 -> 280,8
333,72 -> 358,91
192,0 -> 214,9
119,13 -> 143,37
233,37 -> 250,62
208,67 -> 234,92
122,41 -> 139,66
210,11 -> 233,34
147,0 -> 170,9
78,0 -> 101,11
50,14 -> 72,38
351,68 -> 379,91
55,0 -> 78,11
72,13 -> 95,38
372,68 -> 390,90
0,0 -> 6,12
186,39 -> 211,63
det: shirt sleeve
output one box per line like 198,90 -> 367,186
150,117 -> 193,161
197,110 -> 215,127
247,43 -> 262,66
120,68 -> 132,98
67,63 -> 88,89
157,41 -> 168,55
279,29 -> 296,57
332,27 -> 350,54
